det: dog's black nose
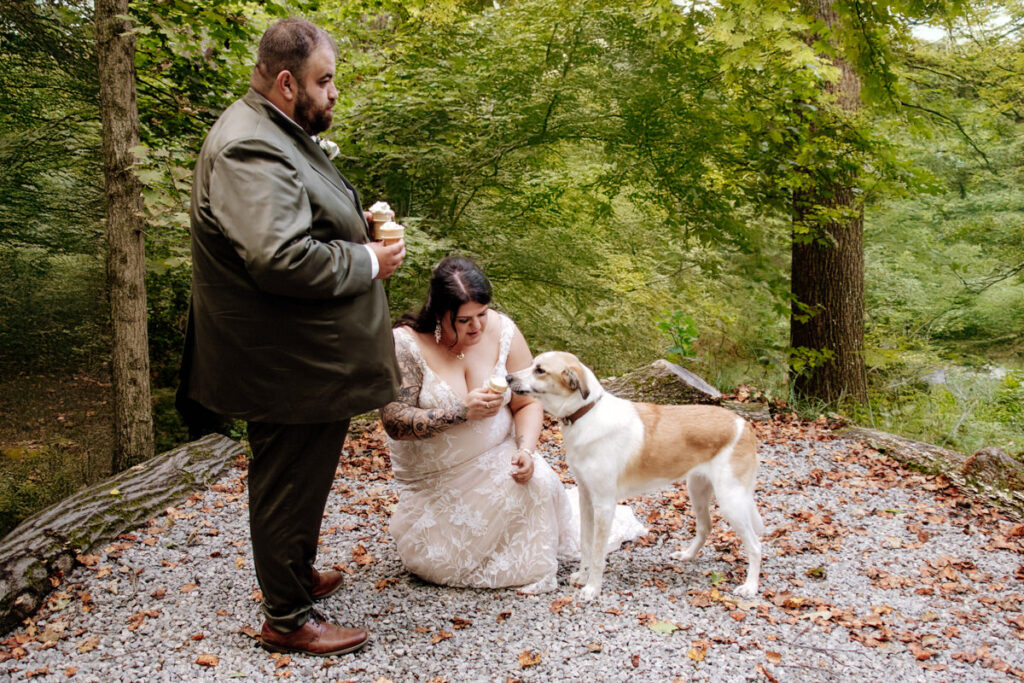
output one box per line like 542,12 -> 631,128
505,373 -> 513,383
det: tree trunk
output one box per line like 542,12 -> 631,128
95,0 -> 154,469
841,428 -> 1024,521
789,0 -> 867,404
0,434 -> 246,635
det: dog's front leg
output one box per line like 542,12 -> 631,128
579,501 -> 615,601
570,484 -> 595,587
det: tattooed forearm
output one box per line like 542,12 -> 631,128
381,333 -> 468,440
381,400 -> 467,440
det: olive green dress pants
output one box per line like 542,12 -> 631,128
246,419 -> 350,632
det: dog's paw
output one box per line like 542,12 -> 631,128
578,584 -> 601,602
569,570 -> 588,586
734,583 -> 759,599
669,548 -> 698,562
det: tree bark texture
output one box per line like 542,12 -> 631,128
0,434 -> 245,635
95,0 -> 154,469
790,0 -> 868,404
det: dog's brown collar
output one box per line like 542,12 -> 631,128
560,395 -> 601,426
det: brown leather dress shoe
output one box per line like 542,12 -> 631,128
259,613 -> 368,656
311,568 -> 344,601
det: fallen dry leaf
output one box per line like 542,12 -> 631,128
518,649 -> 542,668
352,544 -> 375,566
550,596 -> 573,613
757,663 -> 781,683
77,636 -> 99,654
195,654 -> 218,667
431,630 -> 453,644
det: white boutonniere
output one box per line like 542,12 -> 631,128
313,136 -> 339,160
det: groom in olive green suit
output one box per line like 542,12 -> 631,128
180,18 -> 404,656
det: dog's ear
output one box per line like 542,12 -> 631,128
562,364 -> 590,400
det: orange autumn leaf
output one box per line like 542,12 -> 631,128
688,639 -> 711,662
239,626 -> 260,640
519,650 -> 542,668
352,544 -> 375,566
374,578 -> 398,592
431,630 -> 453,644
78,636 -> 99,654
76,554 -> 100,567
550,597 -> 572,613
908,643 -> 934,661
757,663 -> 781,683
195,654 -> 219,667
766,651 -> 782,664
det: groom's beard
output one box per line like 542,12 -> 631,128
294,84 -> 333,136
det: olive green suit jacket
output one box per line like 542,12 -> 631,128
183,89 -> 399,424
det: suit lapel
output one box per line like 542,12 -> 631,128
243,90 -> 368,239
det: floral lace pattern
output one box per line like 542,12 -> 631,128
387,314 -> 644,593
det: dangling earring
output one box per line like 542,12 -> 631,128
434,320 -> 442,345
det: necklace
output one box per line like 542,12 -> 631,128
435,328 -> 466,359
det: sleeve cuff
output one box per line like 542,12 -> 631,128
363,244 -> 380,279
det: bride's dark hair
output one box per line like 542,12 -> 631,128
396,256 -> 492,349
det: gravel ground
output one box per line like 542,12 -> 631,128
2,417 -> 1023,682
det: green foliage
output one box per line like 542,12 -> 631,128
0,2 -> 103,255
130,0 -> 296,147
1,0 -> 1022,470
788,346 -> 836,375
0,246 -> 109,372
0,441 -> 108,538
657,312 -> 699,364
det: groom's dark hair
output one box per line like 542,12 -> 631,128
251,18 -> 337,91
397,256 -> 492,350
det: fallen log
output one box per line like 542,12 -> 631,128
602,359 -> 722,405
840,427 -> 1024,522
0,433 -> 245,634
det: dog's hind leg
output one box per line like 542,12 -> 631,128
671,472 -> 713,563
570,484 -> 595,588
717,488 -> 762,598
579,500 -> 616,601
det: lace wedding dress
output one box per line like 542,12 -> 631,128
387,314 -> 645,594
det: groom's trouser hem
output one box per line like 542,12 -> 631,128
247,418 -> 350,632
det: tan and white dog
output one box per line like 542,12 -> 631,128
507,351 -> 763,600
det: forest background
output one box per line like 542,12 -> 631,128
0,0 -> 1022,538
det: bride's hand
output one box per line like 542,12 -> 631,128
510,449 -> 534,484
464,388 -> 503,421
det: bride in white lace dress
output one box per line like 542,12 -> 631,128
381,257 -> 644,594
